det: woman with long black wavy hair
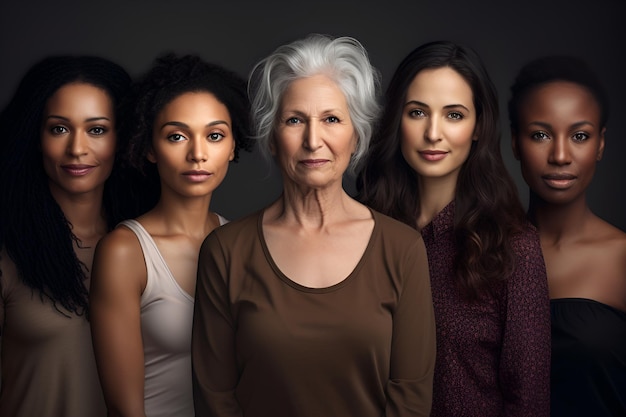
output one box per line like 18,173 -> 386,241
0,55 -> 138,417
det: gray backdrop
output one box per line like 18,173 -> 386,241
2,0 -> 624,230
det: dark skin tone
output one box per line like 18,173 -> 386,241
512,81 -> 626,312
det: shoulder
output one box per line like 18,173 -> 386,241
95,223 -> 143,263
200,210 -> 262,254
370,209 -> 426,255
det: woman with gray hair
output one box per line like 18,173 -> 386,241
191,34 -> 436,417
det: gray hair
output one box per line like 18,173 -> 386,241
248,33 -> 381,173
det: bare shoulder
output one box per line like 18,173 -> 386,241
95,225 -> 143,263
91,225 -> 146,295
591,217 -> 626,258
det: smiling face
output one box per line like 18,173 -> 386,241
273,74 -> 357,190
400,67 -> 477,187
149,91 -> 235,200
512,81 -> 605,206
41,82 -> 117,200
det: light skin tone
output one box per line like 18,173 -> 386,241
512,81 -> 626,311
89,91 -> 235,417
400,67 -> 477,229
41,81 -> 116,271
262,74 -> 373,288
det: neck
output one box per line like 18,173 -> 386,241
149,187 -> 215,237
528,192 -> 592,245
49,183 -> 107,242
274,180 -> 355,229
417,175 -> 456,229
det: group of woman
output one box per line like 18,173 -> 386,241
0,33 -> 623,417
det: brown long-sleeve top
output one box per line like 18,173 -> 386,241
421,202 -> 551,417
191,209 -> 436,417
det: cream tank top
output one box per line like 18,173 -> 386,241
119,216 -> 227,417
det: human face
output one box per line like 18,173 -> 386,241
274,74 -> 357,190
512,81 -> 605,206
400,67 -> 477,186
41,82 -> 116,200
149,92 -> 235,200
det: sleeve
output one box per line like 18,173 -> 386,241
386,236 -> 436,417
499,230 -> 551,417
192,232 -> 243,417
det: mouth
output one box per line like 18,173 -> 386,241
299,159 -> 329,168
182,170 -> 212,182
541,173 -> 577,189
61,164 -> 96,176
418,150 -> 448,162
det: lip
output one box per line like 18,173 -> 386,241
418,150 -> 448,162
541,173 -> 577,189
61,164 -> 96,176
182,170 -> 212,182
299,159 -> 329,168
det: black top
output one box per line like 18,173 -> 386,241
551,298 -> 626,416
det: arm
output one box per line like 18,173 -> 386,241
192,233 -> 242,417
89,228 -> 147,417
386,237 -> 436,417
499,231 -> 551,417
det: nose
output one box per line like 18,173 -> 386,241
548,136 -> 572,166
188,136 -> 208,162
303,120 -> 323,151
424,117 -> 442,143
66,131 -> 88,156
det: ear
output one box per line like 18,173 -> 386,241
229,140 -> 236,162
597,127 -> 606,161
511,131 -> 520,160
147,148 -> 157,164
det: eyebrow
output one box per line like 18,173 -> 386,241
404,100 -> 471,112
528,120 -> 595,129
45,115 -> 111,122
160,120 -> 230,130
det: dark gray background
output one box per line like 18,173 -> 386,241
2,0 -> 624,230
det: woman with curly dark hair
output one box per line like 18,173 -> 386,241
358,41 -> 551,416
0,55 -> 133,417
89,53 -> 252,417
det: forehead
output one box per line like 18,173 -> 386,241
282,74 -> 347,107
520,81 -> 601,121
44,82 -> 113,115
406,67 -> 473,105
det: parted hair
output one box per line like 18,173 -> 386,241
358,41 -> 527,300
125,53 -> 253,178
0,55 -> 133,316
248,33 -> 381,173
508,54 -> 610,133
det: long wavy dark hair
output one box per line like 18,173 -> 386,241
357,41 -> 526,300
0,55 -> 137,316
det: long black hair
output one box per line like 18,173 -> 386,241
0,55 -> 135,316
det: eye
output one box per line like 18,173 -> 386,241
167,133 -> 187,142
530,131 -> 550,141
89,126 -> 107,135
572,131 -> 589,142
448,112 -> 463,120
285,117 -> 302,125
208,132 -> 225,142
325,116 -> 340,123
408,109 -> 425,118
50,126 -> 68,135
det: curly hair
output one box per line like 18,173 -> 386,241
358,41 -> 527,300
508,54 -> 610,134
248,33 -> 381,173
125,53 -> 252,186
0,55 -> 134,316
